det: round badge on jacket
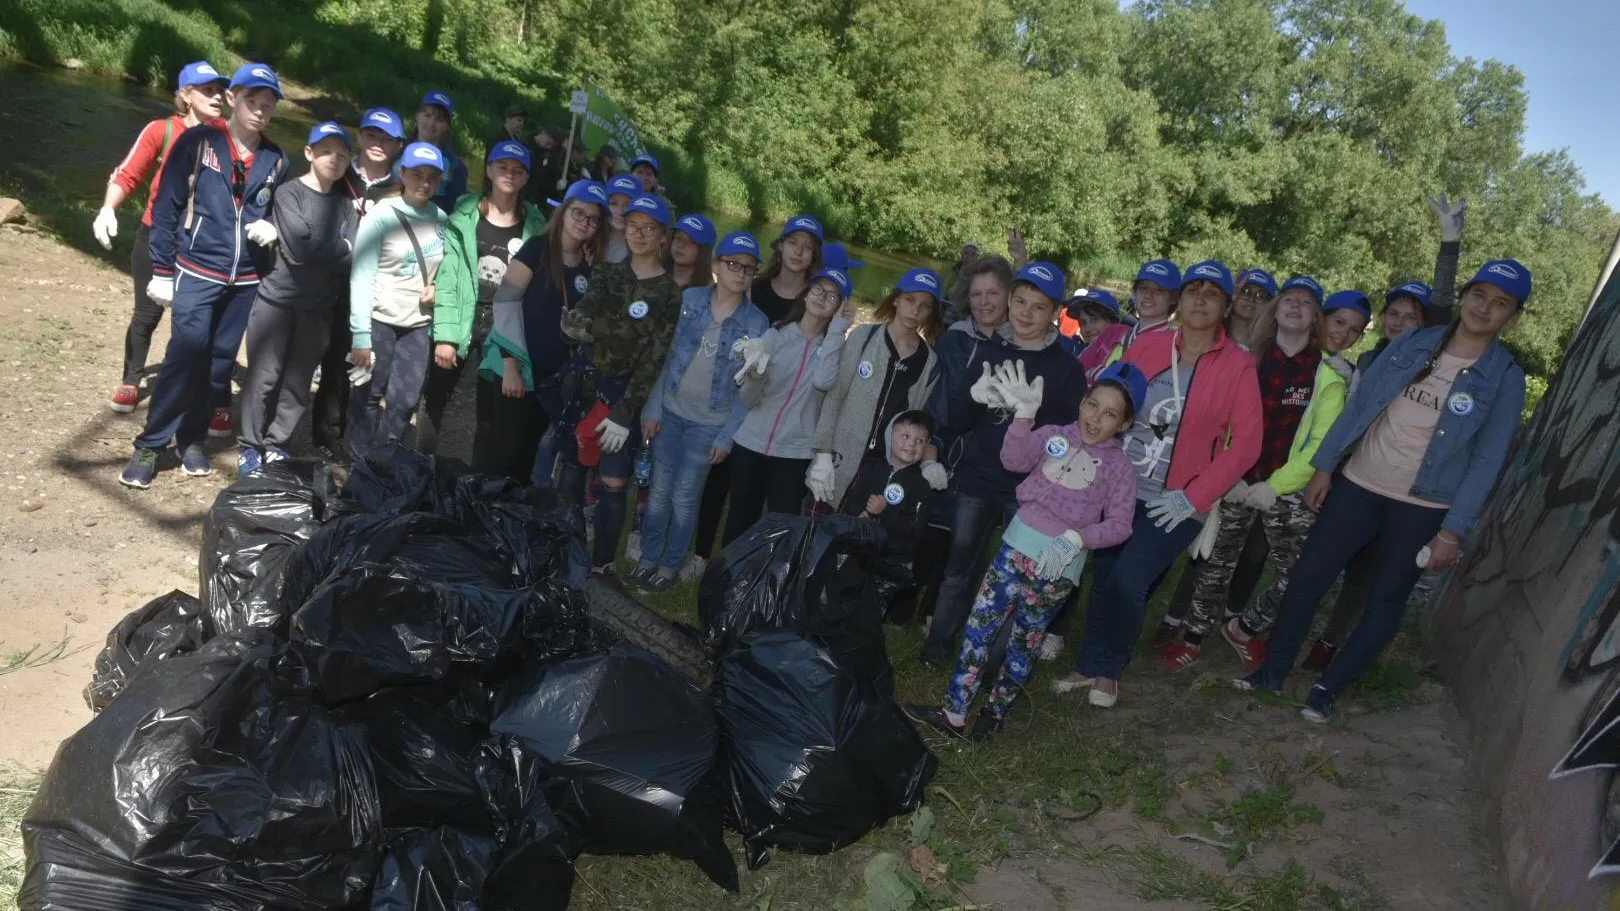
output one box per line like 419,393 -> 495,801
255,186 -> 271,207
857,360 -> 874,380
628,299 -> 649,320
1044,435 -> 1070,459
1447,391 -> 1475,416
884,482 -> 905,506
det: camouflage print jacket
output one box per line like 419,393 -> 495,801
575,259 -> 683,427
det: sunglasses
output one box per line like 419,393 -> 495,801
1239,285 -> 1271,300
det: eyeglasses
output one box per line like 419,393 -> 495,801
720,259 -> 759,276
566,208 -> 602,227
625,223 -> 663,238
806,286 -> 840,303
1239,285 -> 1270,300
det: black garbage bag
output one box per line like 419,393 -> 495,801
700,513 -> 896,696
200,459 -> 337,637
370,827 -> 501,911
341,442 -> 468,516
20,631 -> 382,911
490,645 -> 738,891
83,589 -> 207,712
340,686 -> 497,831
716,630 -> 938,869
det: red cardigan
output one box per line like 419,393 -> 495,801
1121,326 -> 1262,512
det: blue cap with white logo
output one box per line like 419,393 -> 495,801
626,193 -> 671,227
1134,259 -> 1181,292
779,213 -> 824,242
813,267 -> 853,300
607,175 -> 642,199
896,267 -> 943,301
716,230 -> 761,260
630,154 -> 660,174
421,91 -> 455,117
1465,259 -> 1532,305
360,108 -> 405,140
1236,268 -> 1278,298
306,121 -> 351,150
1014,261 -> 1066,303
401,142 -> 447,172
1324,290 -> 1372,320
1384,281 -> 1434,308
675,214 -> 716,247
176,61 -> 226,89
486,140 -> 531,169
1094,361 -> 1149,418
228,63 -> 282,100
1279,275 -> 1324,306
1182,260 -> 1235,297
823,241 -> 864,272
1070,288 -> 1121,317
563,179 -> 609,208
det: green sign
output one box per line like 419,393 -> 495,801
580,85 -> 646,160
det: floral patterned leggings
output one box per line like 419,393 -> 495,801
945,543 -> 1077,721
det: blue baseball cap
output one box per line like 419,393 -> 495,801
1384,281 -> 1434,308
1464,259 -> 1532,305
1181,260 -> 1234,297
1324,290 -> 1372,320
779,213 -> 824,242
306,121 -> 351,150
630,154 -> 660,174
715,230 -> 762,261
359,108 -> 406,140
486,140 -> 531,169
1236,268 -> 1278,298
606,175 -> 642,199
1014,261 -> 1066,303
563,179 -> 609,208
1094,361 -> 1149,418
176,61 -> 226,89
812,267 -> 853,300
421,91 -> 455,117
674,213 -> 716,246
896,267 -> 943,301
1279,274 -> 1324,305
823,241 -> 864,272
1134,259 -> 1181,292
1070,288 -> 1121,317
228,63 -> 282,100
400,142 -> 447,172
626,193 -> 671,227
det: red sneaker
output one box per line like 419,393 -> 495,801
1157,640 -> 1201,671
110,384 -> 139,414
1301,639 -> 1338,673
1221,619 -> 1267,672
208,407 -> 233,438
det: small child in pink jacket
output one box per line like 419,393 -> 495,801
906,361 -> 1146,740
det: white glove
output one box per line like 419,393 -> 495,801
1146,490 -> 1197,532
921,459 -> 948,491
968,361 -> 1005,408
1245,481 -> 1278,512
1426,193 -> 1467,243
1035,530 -> 1083,580
596,417 -> 630,453
92,206 -> 118,250
1224,479 -> 1250,505
806,452 -> 836,504
993,359 -> 1045,420
733,336 -> 769,383
245,219 -> 278,246
146,276 -> 174,307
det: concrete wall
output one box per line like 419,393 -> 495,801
1433,268 -> 1620,910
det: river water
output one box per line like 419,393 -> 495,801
0,62 -> 932,300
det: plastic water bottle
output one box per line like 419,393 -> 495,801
634,441 -> 653,487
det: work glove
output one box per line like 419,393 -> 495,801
92,206 -> 118,250
1146,489 -> 1197,532
1035,530 -> 1084,580
146,276 -> 174,307
993,359 -> 1045,420
921,459 -> 949,491
1224,479 -> 1250,505
245,219 -> 278,246
806,452 -> 836,504
733,336 -> 769,383
1426,193 -> 1467,243
560,308 -> 594,343
596,417 -> 630,453
968,361 -> 1005,408
1245,481 -> 1278,512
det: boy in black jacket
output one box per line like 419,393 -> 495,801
841,410 -> 936,560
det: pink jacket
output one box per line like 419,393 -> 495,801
1121,327 -> 1262,513
1001,420 -> 1136,550
1081,319 -> 1173,381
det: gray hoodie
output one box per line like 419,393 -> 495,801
811,321 -> 939,506
734,314 -> 852,459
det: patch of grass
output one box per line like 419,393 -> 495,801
1,769 -> 39,911
1118,846 -> 1316,911
0,633 -> 78,678
1344,659 -> 1427,712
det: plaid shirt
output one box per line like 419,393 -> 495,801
1249,344 -> 1322,483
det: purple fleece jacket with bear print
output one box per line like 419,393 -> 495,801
1001,418 -> 1136,549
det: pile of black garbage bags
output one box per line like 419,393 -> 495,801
18,445 -> 936,911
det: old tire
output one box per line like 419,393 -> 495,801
583,576 -> 714,687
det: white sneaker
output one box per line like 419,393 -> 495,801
1050,673 -> 1095,695
1087,685 -> 1119,708
1036,634 -> 1064,661
678,554 -> 706,582
625,531 -> 642,562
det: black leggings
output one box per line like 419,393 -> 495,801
692,456 -> 731,559
310,301 -> 351,449
722,445 -> 810,546
472,378 -> 548,482
121,224 -> 162,385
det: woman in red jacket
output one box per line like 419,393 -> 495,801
94,61 -> 230,416
1052,260 -> 1263,707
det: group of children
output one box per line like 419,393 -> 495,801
93,62 -> 1529,742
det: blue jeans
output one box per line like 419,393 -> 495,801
135,275 -> 256,451
639,410 -> 721,574
1253,476 -> 1446,696
921,491 -> 1020,657
1072,499 -> 1205,680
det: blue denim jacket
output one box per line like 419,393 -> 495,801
1312,325 -> 1525,540
644,284 -> 769,451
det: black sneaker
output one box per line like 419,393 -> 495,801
902,704 -> 967,739
970,710 -> 1004,743
1301,685 -> 1336,723
179,443 -> 213,477
118,448 -> 159,489
1150,619 -> 1180,648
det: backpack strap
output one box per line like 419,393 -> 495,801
392,208 -> 440,287
156,118 -> 176,168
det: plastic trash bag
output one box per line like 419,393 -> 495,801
83,589 -> 207,712
341,442 -> 467,516
20,631 -> 382,911
340,686 -> 496,831
716,631 -> 938,869
368,822 -> 573,911
200,460 -> 337,637
490,645 -> 738,892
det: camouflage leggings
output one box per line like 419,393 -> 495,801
1187,493 -> 1316,637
